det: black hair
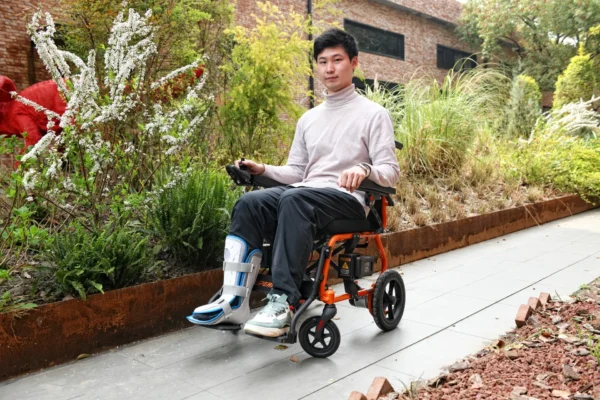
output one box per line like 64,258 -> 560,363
313,28 -> 358,61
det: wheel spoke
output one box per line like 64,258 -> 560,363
319,339 -> 328,348
387,306 -> 395,320
383,292 -> 391,305
387,284 -> 395,298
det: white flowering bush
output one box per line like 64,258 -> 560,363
15,10 -> 213,225
0,8 -> 229,303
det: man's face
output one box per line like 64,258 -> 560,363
316,45 -> 358,93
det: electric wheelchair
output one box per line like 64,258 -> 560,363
197,141 -> 406,358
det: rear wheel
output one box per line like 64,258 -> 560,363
372,270 -> 405,331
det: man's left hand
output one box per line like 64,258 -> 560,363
338,166 -> 367,193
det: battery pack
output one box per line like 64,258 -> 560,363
338,254 -> 374,279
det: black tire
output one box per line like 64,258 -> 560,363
299,316 -> 341,358
372,269 -> 406,331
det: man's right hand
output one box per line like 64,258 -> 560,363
235,159 -> 266,175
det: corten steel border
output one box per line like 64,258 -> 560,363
379,194 -> 596,269
0,194 -> 596,381
0,268 -> 224,381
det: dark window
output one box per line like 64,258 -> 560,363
344,20 -> 404,60
436,45 -> 476,71
353,77 -> 400,92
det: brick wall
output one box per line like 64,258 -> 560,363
371,0 -> 463,25
0,0 -> 63,91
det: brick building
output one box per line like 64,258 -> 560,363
1,0 -> 472,93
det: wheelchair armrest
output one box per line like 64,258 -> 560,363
225,165 -> 285,188
358,180 -> 396,206
357,179 -> 396,196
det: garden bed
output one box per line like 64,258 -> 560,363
0,194 -> 596,382
382,279 -> 600,400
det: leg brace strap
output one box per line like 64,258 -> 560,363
223,261 -> 255,272
223,285 -> 250,298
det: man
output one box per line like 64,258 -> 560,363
189,28 -> 400,337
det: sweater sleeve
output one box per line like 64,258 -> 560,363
365,109 -> 400,188
262,119 -> 307,184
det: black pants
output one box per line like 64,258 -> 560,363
229,186 -> 366,305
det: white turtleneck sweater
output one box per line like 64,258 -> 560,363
262,84 -> 400,211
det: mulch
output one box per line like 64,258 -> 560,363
388,282 -> 600,400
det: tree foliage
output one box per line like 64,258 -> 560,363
459,0 -> 600,90
58,0 -> 233,84
216,1 -> 338,163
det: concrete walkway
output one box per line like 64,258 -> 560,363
2,209 -> 600,400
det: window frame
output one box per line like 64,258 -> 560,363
344,19 -> 405,61
436,45 -> 476,71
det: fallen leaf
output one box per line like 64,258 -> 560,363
289,355 -> 298,363
536,373 -> 549,382
571,348 -> 590,356
583,323 -> 600,334
23,272 -> 31,279
469,373 -> 483,389
562,364 -> 580,381
76,353 -> 91,360
533,381 -> 552,390
552,315 -> 563,324
556,322 -> 570,332
511,386 -> 528,396
274,344 -> 289,350
448,360 -> 470,372
558,334 -> 580,344
552,389 -> 570,398
573,394 -> 594,400
494,339 -> 506,348
428,374 -> 448,388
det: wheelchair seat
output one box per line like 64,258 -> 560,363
321,218 -> 375,235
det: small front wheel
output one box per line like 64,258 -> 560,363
372,270 -> 406,331
299,316 -> 341,358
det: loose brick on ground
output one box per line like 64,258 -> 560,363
515,304 -> 532,328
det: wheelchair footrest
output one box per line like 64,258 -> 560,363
198,323 -> 242,332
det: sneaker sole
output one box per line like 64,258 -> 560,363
244,324 -> 290,338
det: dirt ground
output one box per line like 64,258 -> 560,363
388,280 -> 600,400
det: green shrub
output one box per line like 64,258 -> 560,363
510,134 -> 600,202
150,169 -> 241,267
47,223 -> 155,299
504,75 -> 542,139
554,48 -> 598,109
365,67 -> 510,178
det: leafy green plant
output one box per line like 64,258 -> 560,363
0,290 -> 37,314
149,168 -> 241,267
510,132 -> 600,202
504,75 -> 542,139
47,223 -> 156,299
554,47 -> 598,109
